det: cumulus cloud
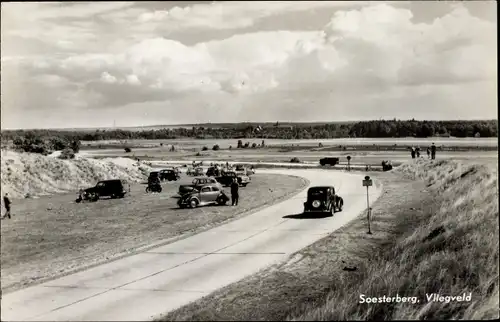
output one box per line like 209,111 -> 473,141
135,1 -> 373,30
100,72 -> 118,84
1,2 -> 497,129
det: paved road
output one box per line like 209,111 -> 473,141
1,169 -> 382,321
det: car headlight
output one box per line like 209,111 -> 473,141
312,200 -> 321,208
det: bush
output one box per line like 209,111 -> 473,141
212,144 -> 220,151
290,157 -> 301,163
58,148 -> 75,159
251,143 -> 257,148
202,146 -> 208,151
244,142 -> 250,148
50,137 -> 68,151
70,140 -> 81,153
124,147 -> 132,153
237,140 -> 243,148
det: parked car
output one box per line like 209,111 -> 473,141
178,177 -> 222,196
303,186 -> 343,215
177,184 -> 229,208
215,171 -> 250,187
319,157 -> 340,166
76,179 -> 128,202
206,167 -> 221,177
159,169 -> 180,181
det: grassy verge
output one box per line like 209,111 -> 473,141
0,173 -> 308,293
161,159 -> 498,321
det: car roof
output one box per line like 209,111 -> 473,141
308,186 -> 334,190
99,179 -> 123,183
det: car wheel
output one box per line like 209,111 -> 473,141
189,199 -> 199,208
217,196 -> 227,205
146,187 -> 150,193
338,198 -> 343,212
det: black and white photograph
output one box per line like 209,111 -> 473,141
0,1 -> 498,321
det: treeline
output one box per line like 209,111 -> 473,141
1,120 -> 497,142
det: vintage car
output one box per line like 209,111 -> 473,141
206,166 -> 221,177
159,169 -> 180,181
187,167 -> 204,176
215,171 -> 250,187
76,179 -> 128,202
178,177 -> 222,196
303,186 -> 343,214
319,157 -> 340,166
177,184 -> 229,208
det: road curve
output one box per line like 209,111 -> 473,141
1,169 -> 382,321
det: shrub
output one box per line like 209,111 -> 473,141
212,144 -> 220,151
70,140 -> 81,153
49,137 -> 68,151
244,142 -> 250,148
237,140 -> 243,148
251,143 -> 257,148
124,147 -> 132,153
202,146 -> 208,151
290,157 -> 301,163
58,148 -> 75,159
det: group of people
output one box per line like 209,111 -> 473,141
411,143 -> 437,160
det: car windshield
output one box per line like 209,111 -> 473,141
96,182 -> 106,187
308,188 -> 327,196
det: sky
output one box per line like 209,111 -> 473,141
1,1 -> 497,129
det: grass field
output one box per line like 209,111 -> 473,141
161,159 -> 498,321
0,173 -> 308,293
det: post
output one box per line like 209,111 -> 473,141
347,155 -> 351,172
366,185 -> 372,234
363,175 -> 373,234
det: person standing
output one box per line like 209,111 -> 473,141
230,178 -> 239,206
3,193 -> 11,219
431,143 -> 437,160
416,146 -> 421,158
410,147 -> 416,159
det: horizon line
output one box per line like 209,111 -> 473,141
1,118 -> 498,131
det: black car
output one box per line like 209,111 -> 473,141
77,179 -> 128,202
159,169 -> 180,181
303,186 -> 343,215
319,157 -> 340,166
206,167 -> 221,177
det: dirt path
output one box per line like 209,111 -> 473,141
1,173 -> 308,293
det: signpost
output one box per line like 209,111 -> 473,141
362,175 -> 373,234
347,155 -> 351,171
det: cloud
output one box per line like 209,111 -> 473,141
135,1 -> 374,30
100,72 -> 117,84
1,2 -> 497,129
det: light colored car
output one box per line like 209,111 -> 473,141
177,184 -> 229,208
178,177 -> 222,196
